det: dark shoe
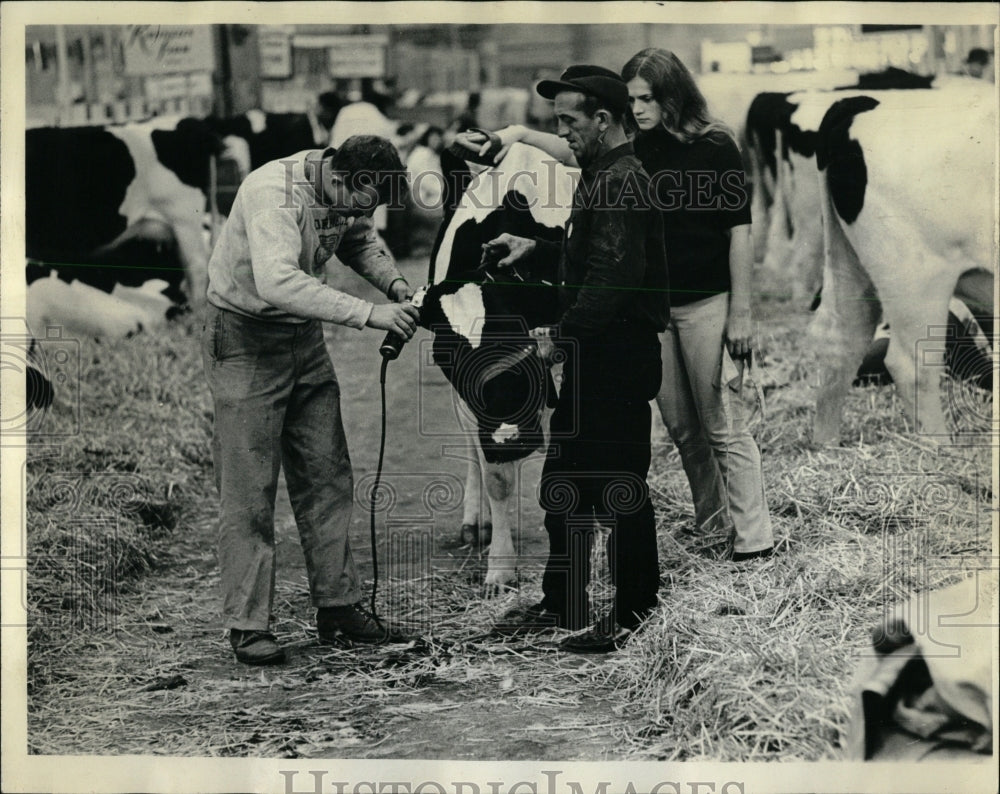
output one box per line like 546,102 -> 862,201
460,523 -> 478,545
491,601 -> 564,636
732,547 -> 774,562
317,603 -> 405,645
559,620 -> 632,654
459,521 -> 493,546
229,629 -> 286,666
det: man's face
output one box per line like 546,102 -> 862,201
554,92 -> 603,166
323,171 -> 381,218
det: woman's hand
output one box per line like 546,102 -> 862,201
724,305 -> 754,360
452,126 -> 527,164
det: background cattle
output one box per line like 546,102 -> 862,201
745,70 -> 938,300
205,109 -> 326,187
417,142 -> 576,592
812,84 -> 996,443
25,116 -> 225,337
742,79 -> 994,439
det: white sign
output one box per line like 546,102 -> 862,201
145,72 -> 212,101
322,35 -> 388,78
259,26 -> 293,79
123,25 -> 214,76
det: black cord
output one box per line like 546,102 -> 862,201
368,355 -> 391,639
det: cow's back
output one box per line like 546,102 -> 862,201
25,126 -> 135,262
818,87 -> 996,267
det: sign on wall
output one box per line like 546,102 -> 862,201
259,25 -> 293,79
324,35 -> 387,78
123,25 -> 214,76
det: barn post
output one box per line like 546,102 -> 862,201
215,24 -> 234,117
55,25 -> 71,125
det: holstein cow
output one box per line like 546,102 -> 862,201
205,109 -> 326,175
25,116 -> 224,337
417,142 -> 576,593
812,84 -> 996,443
746,73 -> 937,301
744,84 -> 994,401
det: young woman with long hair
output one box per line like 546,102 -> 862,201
454,48 -> 774,560
622,48 -> 773,560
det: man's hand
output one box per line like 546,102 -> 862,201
367,302 -> 420,339
482,233 -> 536,269
530,326 -> 557,365
387,277 -> 414,303
724,306 -> 754,360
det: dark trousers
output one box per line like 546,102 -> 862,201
539,324 -> 662,630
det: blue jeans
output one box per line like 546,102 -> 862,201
202,304 -> 361,631
656,292 -> 774,554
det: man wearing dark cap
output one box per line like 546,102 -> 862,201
965,47 -> 991,80
485,66 -> 669,652
203,135 -> 419,665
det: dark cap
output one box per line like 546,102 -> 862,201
536,65 -> 629,115
966,47 -> 990,65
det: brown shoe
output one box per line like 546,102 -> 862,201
317,603 -> 407,645
229,629 -> 286,666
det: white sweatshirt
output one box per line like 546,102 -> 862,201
206,149 -> 401,326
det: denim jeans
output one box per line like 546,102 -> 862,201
655,292 -> 774,554
202,304 -> 361,631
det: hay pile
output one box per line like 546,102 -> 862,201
26,318 -> 214,694
24,284 -> 994,761
602,291 -> 995,761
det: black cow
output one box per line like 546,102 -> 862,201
416,142 -> 576,592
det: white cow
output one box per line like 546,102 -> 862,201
812,83 -> 996,443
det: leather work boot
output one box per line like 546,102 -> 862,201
559,616 -> 632,654
491,601 -> 564,637
316,602 -> 407,645
229,629 -> 286,665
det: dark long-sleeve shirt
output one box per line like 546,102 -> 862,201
534,142 -> 669,340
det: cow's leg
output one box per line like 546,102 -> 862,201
456,400 -> 491,545
878,268 -> 956,440
812,201 -> 880,445
760,133 -> 794,279
473,440 -> 518,597
170,219 -> 209,307
747,134 -> 771,262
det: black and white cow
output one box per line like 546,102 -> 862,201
417,142 -> 576,592
746,72 -> 938,301
812,83 -> 996,442
743,82 -> 994,436
25,116 -> 225,337
205,109 -> 325,176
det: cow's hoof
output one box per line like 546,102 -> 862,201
483,571 -> 518,599
460,523 -> 478,546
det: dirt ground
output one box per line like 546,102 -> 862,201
26,253 -> 644,760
